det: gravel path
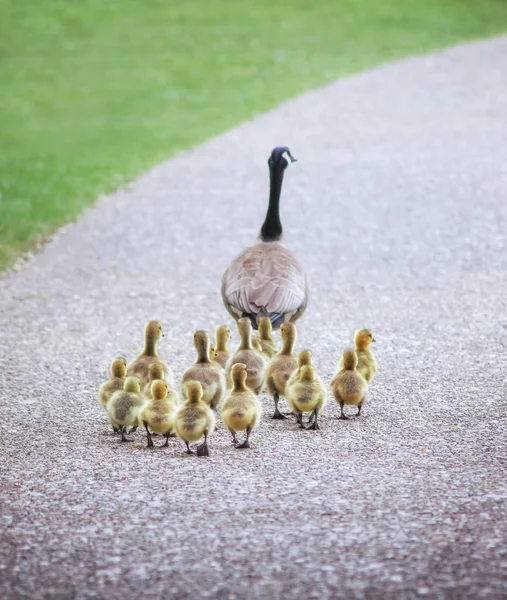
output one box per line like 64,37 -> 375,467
1,37 -> 507,600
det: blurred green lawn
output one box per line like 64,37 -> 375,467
1,0 -> 507,269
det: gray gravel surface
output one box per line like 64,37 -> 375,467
1,37 -> 507,600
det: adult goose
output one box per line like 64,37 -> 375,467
221,146 -> 309,330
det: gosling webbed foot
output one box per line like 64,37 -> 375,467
185,442 -> 194,455
306,420 -> 321,431
339,414 -> 349,421
196,442 -> 209,457
161,434 -> 170,448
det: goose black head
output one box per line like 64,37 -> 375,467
268,146 -> 297,170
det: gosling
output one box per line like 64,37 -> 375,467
355,329 -> 377,382
265,322 -> 298,419
254,316 -> 278,359
221,363 -> 262,449
286,365 -> 327,430
142,362 -> 165,398
286,349 -> 312,390
212,324 -> 231,369
98,357 -> 127,432
331,350 -> 368,419
107,377 -> 145,441
127,320 -> 173,388
138,380 -> 180,448
174,381 -> 216,456
181,330 -> 226,410
226,318 -> 266,394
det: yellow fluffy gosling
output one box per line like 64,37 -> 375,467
127,321 -> 173,388
175,381 -> 216,456
286,365 -> 327,430
286,349 -> 312,390
331,350 -> 368,419
212,325 -> 231,369
265,322 -> 298,419
139,380 -> 180,448
98,357 -> 127,432
226,318 -> 266,394
142,362 -> 165,398
181,330 -> 226,410
355,329 -> 377,382
107,377 -> 144,441
222,363 -> 262,449
254,316 -> 278,359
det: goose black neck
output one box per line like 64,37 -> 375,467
260,165 -> 284,242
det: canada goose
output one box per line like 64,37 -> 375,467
355,329 -> 377,382
127,321 -> 173,388
174,381 -> 216,456
265,322 -> 298,419
181,330 -> 226,410
221,146 -> 308,330
286,349 -> 312,390
253,316 -> 278,359
98,357 -> 127,432
286,365 -> 327,430
221,363 -> 262,449
107,377 -> 145,441
138,380 -> 180,448
331,350 -> 368,419
142,362 -> 165,398
212,325 -> 231,369
226,318 -> 266,394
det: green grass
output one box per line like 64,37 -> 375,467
1,0 -> 507,269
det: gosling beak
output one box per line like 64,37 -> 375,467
372,338 -> 376,343
289,154 -> 297,163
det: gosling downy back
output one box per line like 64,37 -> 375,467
221,147 -> 309,330
107,376 -> 144,431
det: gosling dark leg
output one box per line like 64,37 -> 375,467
306,409 -> 321,430
355,402 -> 363,417
185,441 -> 194,455
121,426 -> 132,442
128,425 -> 138,434
272,393 -> 288,419
339,402 -> 349,420
162,432 -> 170,447
196,431 -> 210,457
112,425 -> 120,433
296,413 -> 305,429
228,427 -> 238,445
236,426 -> 251,449
144,421 -> 154,448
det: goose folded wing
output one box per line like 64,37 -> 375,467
223,244 -> 307,317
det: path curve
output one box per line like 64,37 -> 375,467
1,37 -> 506,599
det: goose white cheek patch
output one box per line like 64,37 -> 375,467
282,151 -> 292,166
